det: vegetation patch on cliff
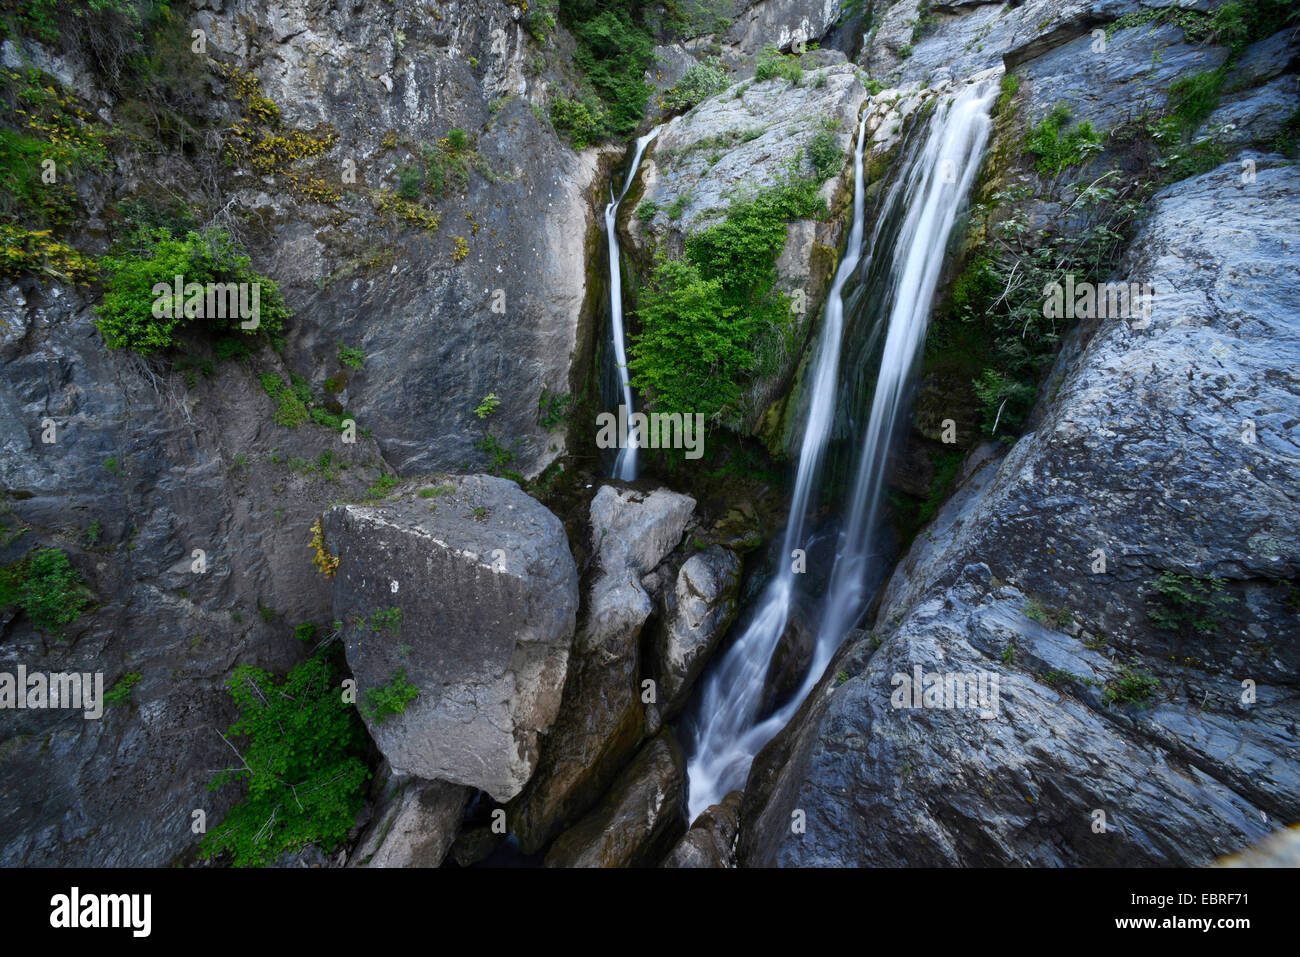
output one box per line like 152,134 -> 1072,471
628,151 -> 834,427
199,653 -> 370,867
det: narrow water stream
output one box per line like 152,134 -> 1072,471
605,126 -> 661,481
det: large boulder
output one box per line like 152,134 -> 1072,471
740,154 -> 1300,866
653,545 -> 743,717
545,729 -> 689,868
324,474 -> 578,802
508,485 -> 695,852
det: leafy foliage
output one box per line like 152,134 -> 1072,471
1146,571 -> 1237,638
661,59 -> 730,113
630,162 -> 828,424
96,227 -> 289,356
105,671 -> 141,705
755,46 -> 802,85
361,667 -> 420,724
1104,659 -> 1160,706
559,1 -> 655,139
199,654 -> 370,867
0,547 -> 91,635
1023,105 -> 1104,176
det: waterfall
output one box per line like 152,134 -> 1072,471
683,113 -> 870,814
606,126 -> 662,481
684,78 -> 998,820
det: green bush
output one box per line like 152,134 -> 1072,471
549,95 -> 609,149
808,129 -> 843,181
561,4 -> 654,138
1024,105 -> 1104,176
105,671 -> 141,705
1105,659 -> 1160,706
96,227 -> 289,356
1146,571 -> 1237,638
259,373 -> 310,427
198,654 -> 370,867
662,59 -> 730,112
755,46 -> 802,85
0,547 -> 91,635
630,163 -> 830,425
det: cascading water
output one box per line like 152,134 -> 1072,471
605,126 -> 661,481
685,77 -> 999,819
683,114 -> 870,814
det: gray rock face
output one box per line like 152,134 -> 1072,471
661,790 -> 742,868
0,283 -> 386,868
653,546 -> 743,716
544,729 -> 689,868
0,0 -> 607,866
190,0 -> 606,478
727,0 -> 848,56
740,154 -> 1300,866
324,475 -> 578,802
507,484 -> 695,852
1020,22 -> 1229,131
350,774 -> 472,868
1202,74 -> 1300,148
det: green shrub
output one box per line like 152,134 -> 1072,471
755,46 -> 802,85
96,227 -> 289,356
1165,68 -> 1226,135
1105,659 -> 1160,706
1024,105 -> 1104,176
337,344 -> 364,370
662,59 -> 730,112
561,4 -> 654,138
105,671 -> 141,705
549,95 -> 609,149
1146,571 -> 1237,638
537,389 -> 574,431
367,606 -> 402,637
0,547 -> 91,635
361,667 -> 420,724
198,655 -> 370,866
808,129 -> 843,181
259,373 -> 310,428
630,166 -> 828,425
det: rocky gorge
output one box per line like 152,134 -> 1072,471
0,0 -> 1296,872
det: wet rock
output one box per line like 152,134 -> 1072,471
190,0 -> 606,478
653,546 -> 743,717
325,474 -> 578,801
760,616 -> 816,717
662,790 -> 742,868
0,283 -> 385,868
544,729 -> 689,868
508,485 -> 695,852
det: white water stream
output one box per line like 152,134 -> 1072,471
606,126 -> 662,481
685,79 -> 998,818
